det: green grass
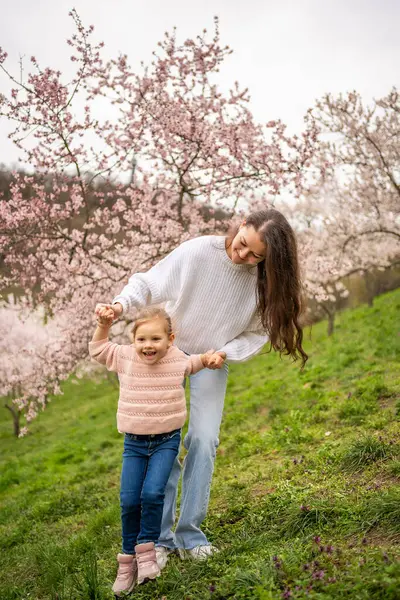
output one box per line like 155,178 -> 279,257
1,289 -> 400,599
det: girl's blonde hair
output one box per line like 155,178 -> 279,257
132,307 -> 173,338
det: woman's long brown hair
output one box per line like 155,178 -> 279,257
228,208 -> 308,368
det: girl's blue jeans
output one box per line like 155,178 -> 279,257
120,429 -> 181,554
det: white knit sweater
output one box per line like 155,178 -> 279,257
113,236 -> 269,363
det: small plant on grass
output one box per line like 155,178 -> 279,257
362,487 -> 400,535
342,436 -> 398,471
71,550 -> 104,600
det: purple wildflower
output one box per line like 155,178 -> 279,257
313,536 -> 321,544
272,555 -> 282,569
313,560 -> 321,568
312,570 -> 325,580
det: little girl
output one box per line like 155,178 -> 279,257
89,305 -> 220,596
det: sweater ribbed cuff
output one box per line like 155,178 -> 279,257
112,296 -> 129,315
191,354 -> 205,374
217,336 -> 268,364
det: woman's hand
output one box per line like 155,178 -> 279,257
95,302 -> 123,320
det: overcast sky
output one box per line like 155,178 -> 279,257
0,0 -> 399,167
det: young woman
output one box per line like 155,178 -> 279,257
96,208 -> 308,568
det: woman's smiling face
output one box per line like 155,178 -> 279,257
228,225 -> 266,265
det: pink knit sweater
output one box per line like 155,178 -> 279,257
89,339 -> 205,434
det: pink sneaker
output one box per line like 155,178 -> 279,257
135,542 -> 161,585
112,553 -> 137,597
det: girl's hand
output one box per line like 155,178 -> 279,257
201,349 -> 215,368
204,350 -> 226,370
95,302 -> 123,320
96,306 -> 114,328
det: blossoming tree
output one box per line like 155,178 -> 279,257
0,10 -> 317,433
288,88 -> 400,332
0,301 -> 90,436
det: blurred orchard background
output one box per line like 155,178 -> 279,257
0,0 -> 398,435
1,3 -> 400,599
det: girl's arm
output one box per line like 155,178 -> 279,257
89,308 -> 121,372
92,307 -> 113,342
185,353 -> 207,376
92,322 -> 112,343
185,350 -> 226,375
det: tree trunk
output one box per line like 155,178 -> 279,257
364,271 -> 375,307
320,303 -> 336,336
5,403 -> 21,437
327,312 -> 335,336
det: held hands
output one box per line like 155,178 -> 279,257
201,349 -> 227,370
95,302 -> 123,321
96,306 -> 115,328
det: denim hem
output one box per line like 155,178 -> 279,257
185,543 -> 211,550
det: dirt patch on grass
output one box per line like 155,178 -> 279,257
347,529 -> 400,549
251,483 -> 277,498
373,472 -> 400,488
378,393 -> 400,409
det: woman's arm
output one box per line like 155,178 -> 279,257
217,315 -> 269,364
111,240 -> 190,315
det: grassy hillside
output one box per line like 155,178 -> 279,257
1,289 -> 400,600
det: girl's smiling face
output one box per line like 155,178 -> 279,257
228,225 -> 266,265
133,317 -> 174,364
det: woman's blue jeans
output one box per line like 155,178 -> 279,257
159,364 -> 229,549
120,429 -> 181,554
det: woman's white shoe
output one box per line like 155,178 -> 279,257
178,545 -> 219,560
155,546 -> 175,570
